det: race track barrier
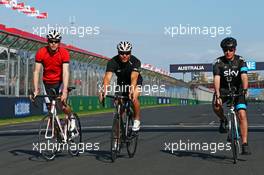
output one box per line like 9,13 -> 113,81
0,96 -> 210,119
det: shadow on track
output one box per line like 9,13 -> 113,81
161,150 -> 246,164
9,149 -> 42,161
85,150 -> 112,163
9,149 -> 73,162
85,150 -> 129,163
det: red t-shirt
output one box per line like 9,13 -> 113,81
35,46 -> 70,84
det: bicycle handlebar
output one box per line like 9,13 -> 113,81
101,94 -> 130,107
35,94 -> 61,99
219,88 -> 245,98
29,86 -> 76,105
220,93 -> 242,98
106,94 -> 129,100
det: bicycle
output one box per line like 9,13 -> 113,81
103,94 -> 139,162
33,87 -> 82,160
221,77 -> 243,164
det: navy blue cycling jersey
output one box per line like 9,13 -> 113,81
213,55 -> 248,90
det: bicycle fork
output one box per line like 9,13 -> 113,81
231,108 -> 240,140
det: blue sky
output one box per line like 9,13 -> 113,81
1,0 -> 264,76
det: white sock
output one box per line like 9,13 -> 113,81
132,120 -> 140,131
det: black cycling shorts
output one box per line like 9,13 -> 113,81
43,83 -> 62,104
213,93 -> 247,111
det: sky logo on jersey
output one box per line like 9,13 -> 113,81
224,69 -> 239,77
246,61 -> 256,70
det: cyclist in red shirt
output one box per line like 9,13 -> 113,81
32,30 -> 75,130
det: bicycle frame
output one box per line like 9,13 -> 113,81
44,98 -> 68,143
222,78 -> 242,163
107,94 -> 138,162
225,78 -> 241,142
36,86 -> 82,160
113,98 -> 131,140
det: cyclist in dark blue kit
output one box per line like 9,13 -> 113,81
212,37 -> 251,155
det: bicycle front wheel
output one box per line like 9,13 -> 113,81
38,115 -> 58,161
230,113 -> 239,164
110,114 -> 121,162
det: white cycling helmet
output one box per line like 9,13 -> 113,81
47,30 -> 62,41
117,41 -> 132,52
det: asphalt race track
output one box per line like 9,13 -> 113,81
0,104 -> 264,175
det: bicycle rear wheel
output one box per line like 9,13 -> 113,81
68,113 -> 82,156
38,115 -> 59,161
126,113 -> 138,158
110,114 -> 121,162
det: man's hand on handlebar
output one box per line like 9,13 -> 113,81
99,91 -> 106,103
29,89 -> 39,102
242,89 -> 249,98
61,90 -> 68,104
215,96 -> 222,107
129,91 -> 134,102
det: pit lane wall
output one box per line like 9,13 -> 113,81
2,86 -> 263,119
0,96 -> 200,119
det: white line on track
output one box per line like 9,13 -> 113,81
209,121 -> 216,125
1,124 -> 264,134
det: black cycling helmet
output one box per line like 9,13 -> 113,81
220,37 -> 237,49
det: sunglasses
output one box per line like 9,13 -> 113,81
119,51 -> 131,55
223,48 -> 235,52
48,40 -> 60,44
